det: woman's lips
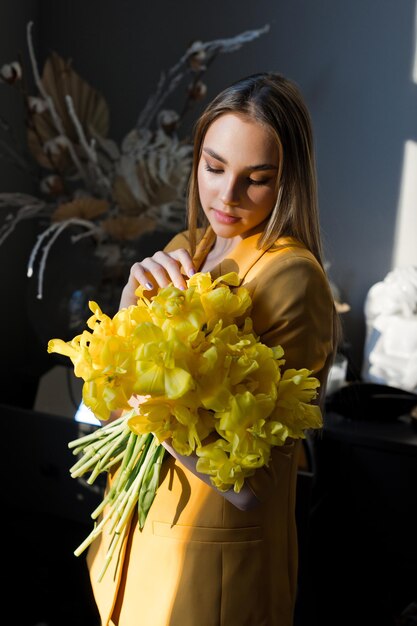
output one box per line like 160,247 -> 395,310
213,209 -> 240,224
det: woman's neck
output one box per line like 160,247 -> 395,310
199,235 -> 241,272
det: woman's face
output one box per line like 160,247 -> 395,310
197,112 -> 280,239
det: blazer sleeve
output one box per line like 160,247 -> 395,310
249,253 -> 335,383
246,253 -> 336,503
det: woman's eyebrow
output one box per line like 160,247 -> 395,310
202,147 -> 278,171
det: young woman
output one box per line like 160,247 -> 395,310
87,72 -> 338,626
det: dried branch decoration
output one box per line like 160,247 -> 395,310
0,21 -> 270,299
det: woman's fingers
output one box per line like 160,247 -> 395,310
169,248 -> 196,280
130,256 -> 172,290
150,252 -> 185,289
119,278 -> 141,309
134,249 -> 195,290
119,248 -> 196,310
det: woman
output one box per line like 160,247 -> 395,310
87,72 -> 337,626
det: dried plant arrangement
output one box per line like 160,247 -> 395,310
0,21 -> 270,300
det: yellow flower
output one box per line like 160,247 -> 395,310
48,301 -> 150,420
147,284 -> 207,339
211,320 -> 280,397
195,438 -> 235,490
195,342 -> 234,411
82,377 -> 132,421
128,398 -> 213,455
187,271 -> 251,328
132,323 -> 196,399
196,435 -> 266,493
272,368 -> 322,438
49,271 -> 323,493
216,391 -> 275,438
128,400 -> 177,441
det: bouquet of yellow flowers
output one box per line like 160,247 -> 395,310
48,271 -> 322,580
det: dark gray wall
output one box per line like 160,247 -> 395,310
0,0 -> 39,191
0,0 -> 46,406
1,0 -> 416,400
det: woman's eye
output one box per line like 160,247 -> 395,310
248,178 -> 270,186
204,163 -> 271,186
205,164 -> 223,174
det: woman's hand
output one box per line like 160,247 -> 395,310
119,248 -> 196,309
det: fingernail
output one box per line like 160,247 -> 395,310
188,268 -> 195,277
145,282 -> 153,290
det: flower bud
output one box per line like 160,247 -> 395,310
157,109 -> 180,134
187,80 -> 207,101
0,61 -> 22,84
188,42 -> 207,72
40,175 -> 65,196
28,96 -> 48,114
43,135 -> 71,156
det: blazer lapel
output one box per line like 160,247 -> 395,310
216,233 -> 267,282
192,226 -> 303,284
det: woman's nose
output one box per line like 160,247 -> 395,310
221,178 -> 240,206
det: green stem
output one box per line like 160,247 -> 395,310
69,430 -> 127,475
90,433 -> 150,520
86,449 -> 126,484
87,434 -> 131,482
114,438 -> 158,534
70,419 -> 163,582
95,439 -> 162,582
106,438 -> 152,534
137,443 -> 165,529
68,414 -> 127,449
97,523 -> 131,582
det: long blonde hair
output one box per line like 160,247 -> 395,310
187,72 -> 324,267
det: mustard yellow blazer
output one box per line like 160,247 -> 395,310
87,227 -> 335,626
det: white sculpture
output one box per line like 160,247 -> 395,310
362,266 -> 417,392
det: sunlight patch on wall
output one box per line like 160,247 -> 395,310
392,4 -> 417,270
392,139 -> 417,269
